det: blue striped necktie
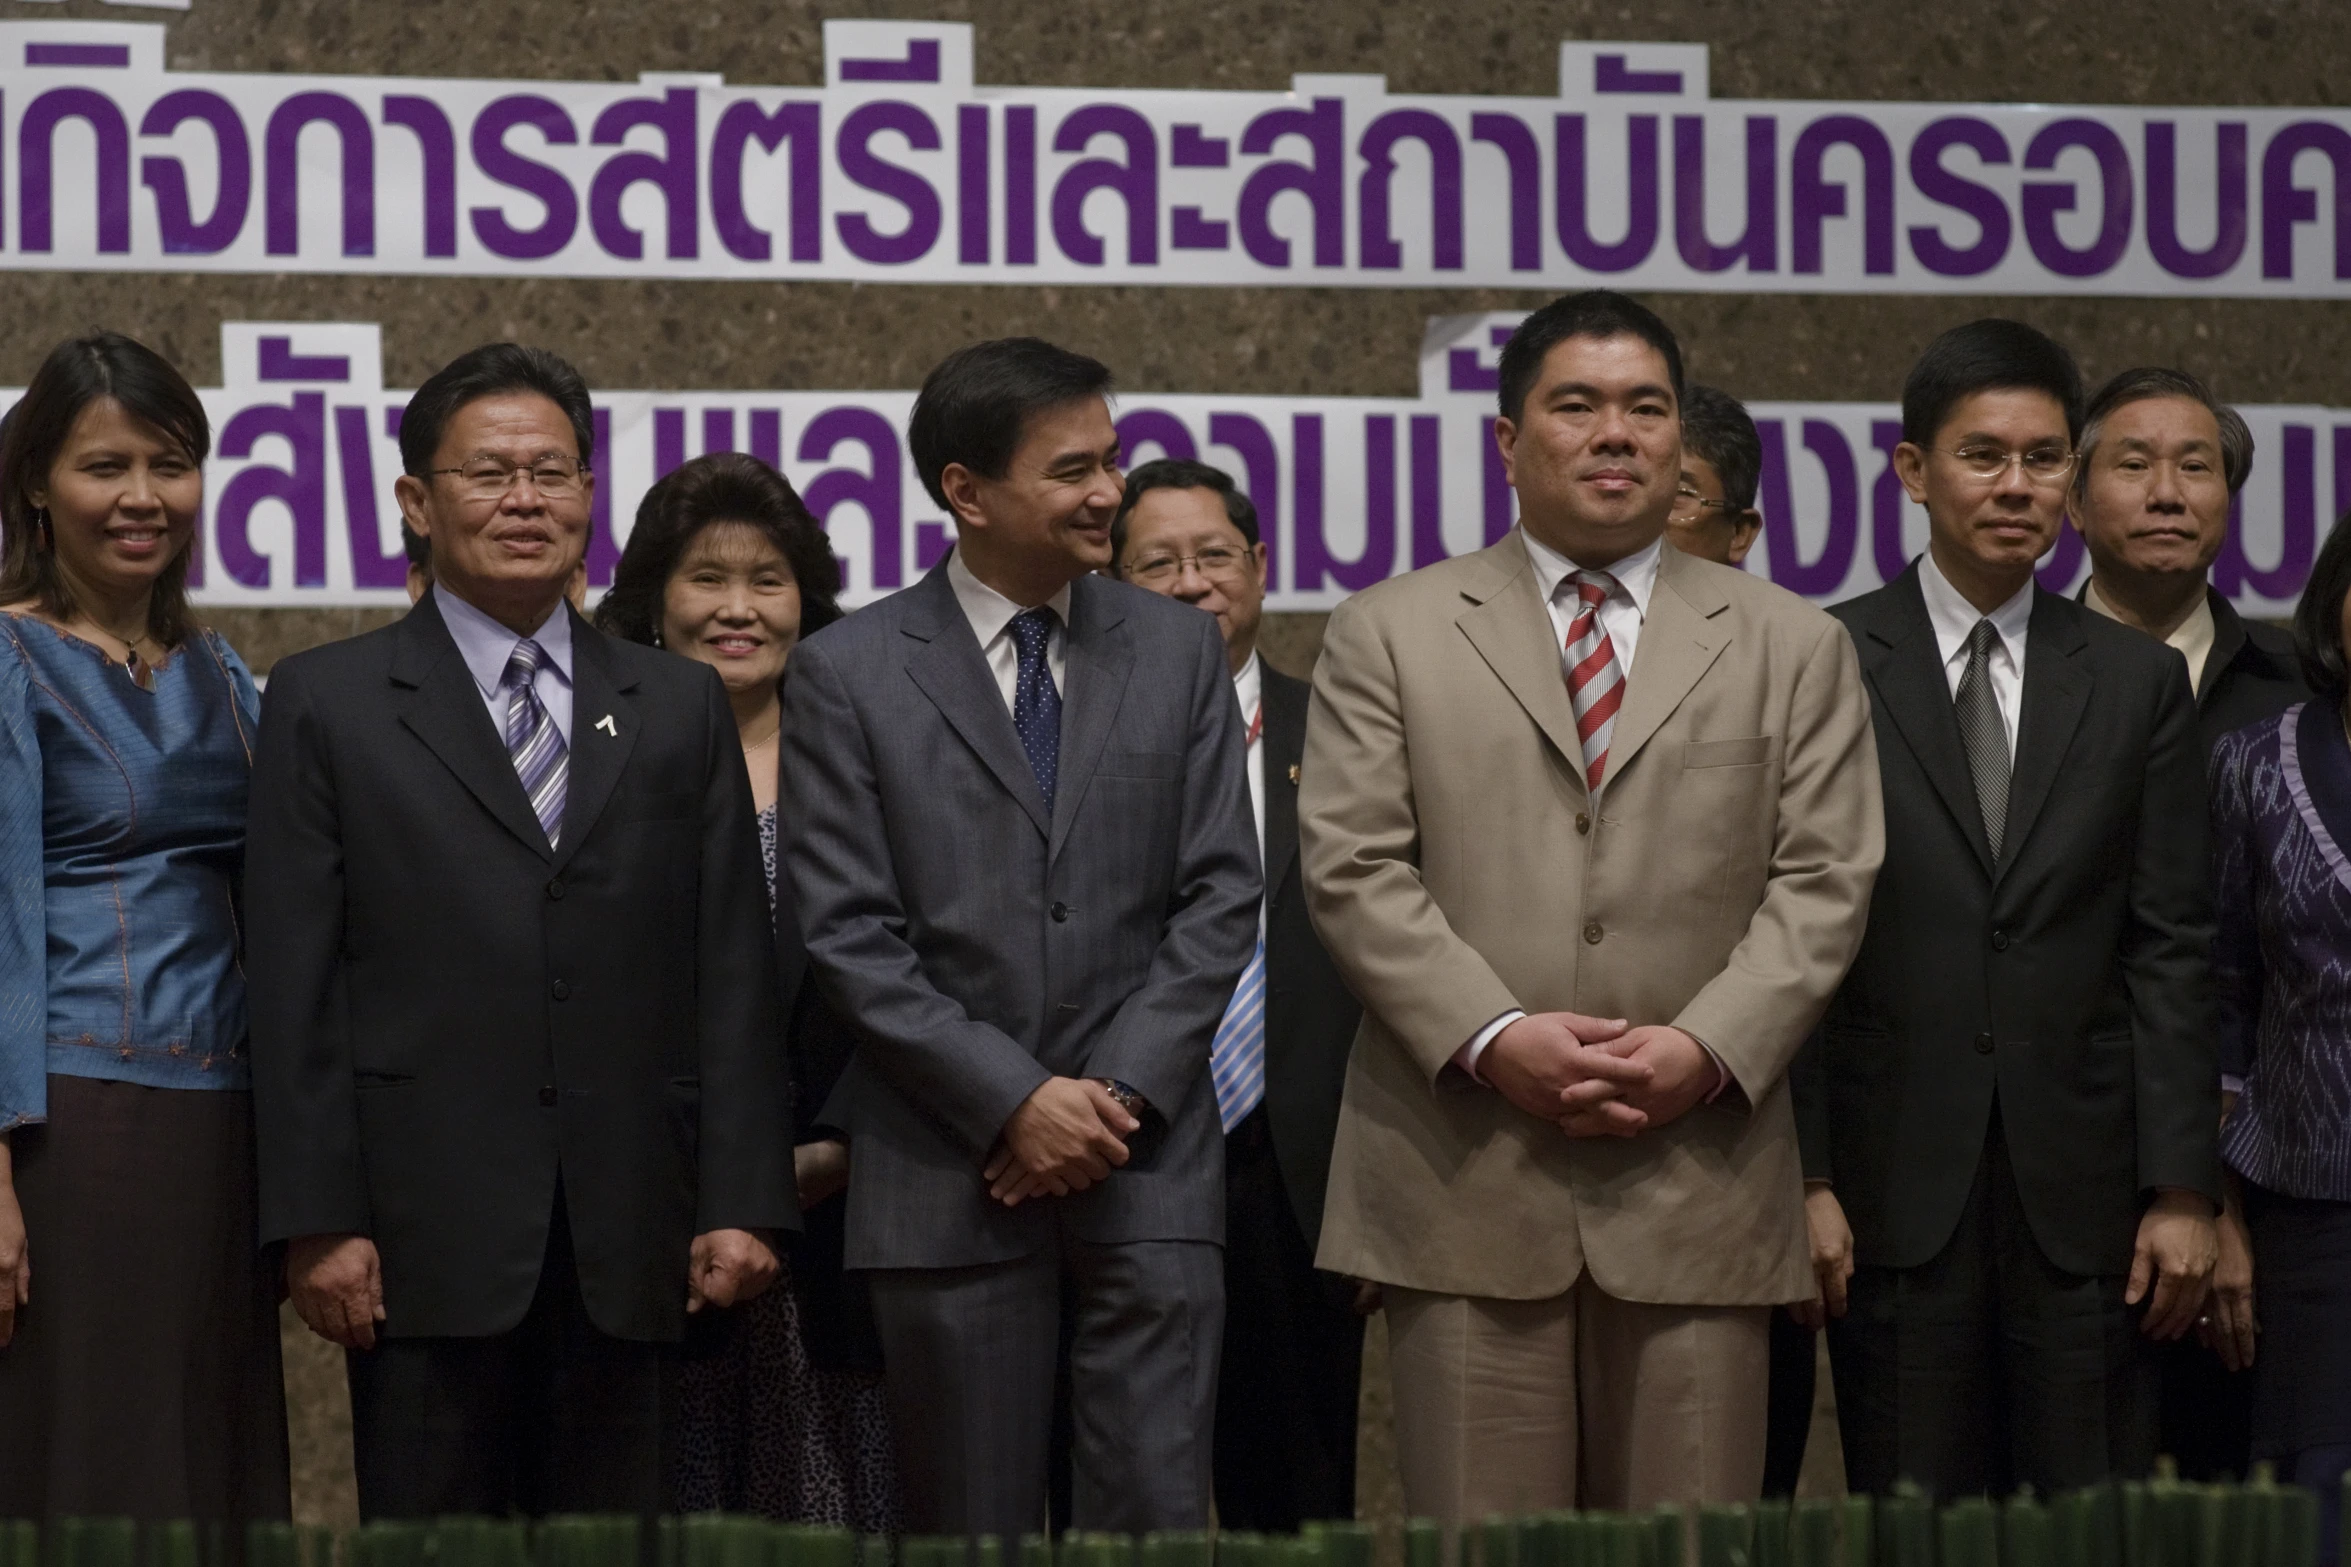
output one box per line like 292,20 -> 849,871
1211,937 -> 1267,1132
502,639 -> 568,849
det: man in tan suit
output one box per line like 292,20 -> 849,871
1301,291 -> 1883,1515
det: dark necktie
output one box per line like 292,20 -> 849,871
1008,606 -> 1062,811
1954,618 -> 2009,858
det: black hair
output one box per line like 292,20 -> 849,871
1678,384 -> 1763,513
401,522 -> 431,573
2295,510 -> 2351,709
1109,458 -> 1260,566
907,337 -> 1114,511
593,451 -> 842,650
1497,290 -> 1685,425
2075,366 -> 2254,495
0,331 -> 211,647
1900,318 -> 2083,449
399,342 -> 596,478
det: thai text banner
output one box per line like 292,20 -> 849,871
2,17 -> 2347,296
83,317 -> 2339,620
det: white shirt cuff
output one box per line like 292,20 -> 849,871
1453,1011 -> 1525,1084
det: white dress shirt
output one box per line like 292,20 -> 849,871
1235,651 -> 1266,860
1917,549 -> 2033,758
435,584 -> 574,744
2084,578 -> 2217,693
948,549 -> 1071,712
1521,528 -> 1663,673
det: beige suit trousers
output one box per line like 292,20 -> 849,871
1386,1276 -> 1770,1519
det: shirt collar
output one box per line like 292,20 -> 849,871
2084,577 -> 2216,666
1519,528 -> 1663,619
1233,650 -> 1262,726
1917,549 -> 2034,669
434,583 -> 574,699
946,547 -> 1074,647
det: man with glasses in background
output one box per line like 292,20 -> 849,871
1667,385 -> 1765,570
1795,320 -> 2221,1497
1108,459 -> 1368,1532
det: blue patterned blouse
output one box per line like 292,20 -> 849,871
2212,700 -> 2351,1201
0,613 -> 261,1131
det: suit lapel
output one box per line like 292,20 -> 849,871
2201,587 -> 2247,707
1259,664 -> 1308,897
391,595 -> 556,863
1605,546 -> 1730,784
1858,566 -> 1996,879
1997,591 -> 2092,882
900,564 -> 1053,838
1049,576 -> 1134,862
1456,535 -> 1589,788
550,614 -> 641,876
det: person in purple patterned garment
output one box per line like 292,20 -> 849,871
596,453 -> 899,1528
2208,510 -> 2351,1563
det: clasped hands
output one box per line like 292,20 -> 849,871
982,1076 -> 1141,1207
1480,1010 -> 1717,1138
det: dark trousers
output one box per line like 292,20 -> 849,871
2154,1335 -> 2254,1479
1212,1107 -> 1365,1531
1761,1311 -> 1818,1497
1826,1115 -> 2158,1499
868,1232 -> 1223,1539
346,1196 -> 676,1517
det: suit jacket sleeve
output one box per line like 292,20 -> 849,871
1672,616 -> 1884,1103
1300,594 -> 1525,1081
780,637 -> 1053,1156
244,659 -> 370,1244
690,664 -> 798,1235
2130,658 -> 2223,1203
1078,611 -> 1262,1112
2208,728 -> 2265,1086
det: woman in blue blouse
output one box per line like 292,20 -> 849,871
0,334 -> 288,1519
2209,510 -> 2351,1556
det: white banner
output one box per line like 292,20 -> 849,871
0,17 -> 2346,295
55,316 -> 2332,620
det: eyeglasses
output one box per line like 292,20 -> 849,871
1670,485 -> 1737,521
1127,544 -> 1253,586
428,456 -> 592,501
1943,445 -> 2077,485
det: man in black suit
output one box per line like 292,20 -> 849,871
246,344 -> 794,1515
1797,319 -> 2222,1497
2069,366 -> 2310,1479
1109,458 -> 1369,1530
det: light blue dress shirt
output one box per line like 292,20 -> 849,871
433,584 -> 574,745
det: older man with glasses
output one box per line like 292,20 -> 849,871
1108,458 -> 1370,1532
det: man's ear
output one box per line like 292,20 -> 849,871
1492,417 -> 1520,490
393,473 -> 432,537
1892,442 -> 1931,507
1728,508 -> 1763,568
939,463 -> 987,531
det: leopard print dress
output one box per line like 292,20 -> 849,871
672,806 -> 902,1528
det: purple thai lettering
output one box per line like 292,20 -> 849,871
1294,414 -> 1394,592
585,407 -> 619,587
2020,118 -> 2132,279
214,393 -> 328,589
1052,105 -> 1158,266
1869,419 -> 1909,585
1238,98 -> 1343,269
381,97 -> 457,258
258,338 -> 349,381
1906,117 -> 2011,277
2145,122 -> 2247,280
335,405 -> 406,590
21,88 -> 130,254
914,522 -> 951,571
2215,423 -> 2316,599
2260,122 -> 2351,281
1114,409 -> 1197,465
1171,126 -> 1227,168
1673,114 -> 1776,273
1206,412 -> 1280,587
750,409 -> 782,468
1483,427 -> 1514,545
2337,424 -> 2351,523
470,96 -> 580,261
1791,115 -> 1895,275
799,407 -> 905,588
589,88 -> 697,261
1006,105 -> 1037,265
958,104 -> 990,264
711,99 -> 820,264
1358,110 -> 1463,271
1170,208 -> 1228,249
265,93 -> 373,256
139,90 -> 250,255
1468,113 -> 1541,272
704,408 -> 736,455
1756,418 -> 1859,596
835,101 -> 942,266
2035,519 -> 2085,593
1409,415 -> 1445,566
1554,114 -> 1660,273
654,407 -> 686,478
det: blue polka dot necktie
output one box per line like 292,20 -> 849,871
1008,606 -> 1062,811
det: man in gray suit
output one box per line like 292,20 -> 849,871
781,337 -> 1261,1537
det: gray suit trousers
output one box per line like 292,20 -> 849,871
868,1232 -> 1224,1537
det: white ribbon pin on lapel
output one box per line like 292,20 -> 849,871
595,714 -> 618,737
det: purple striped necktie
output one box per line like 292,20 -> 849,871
502,639 -> 567,849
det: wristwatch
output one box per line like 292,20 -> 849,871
1095,1078 -> 1149,1117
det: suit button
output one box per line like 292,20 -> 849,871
1575,813 -> 1591,836
1974,1033 -> 1995,1055
1583,921 -> 1603,945
538,1085 -> 559,1106
547,879 -> 565,900
551,979 -> 571,1000
1051,902 -> 1071,923
1990,929 -> 2009,952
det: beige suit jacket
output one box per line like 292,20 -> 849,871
1302,531 -> 1883,1305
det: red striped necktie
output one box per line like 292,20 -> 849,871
1558,571 -> 1625,793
